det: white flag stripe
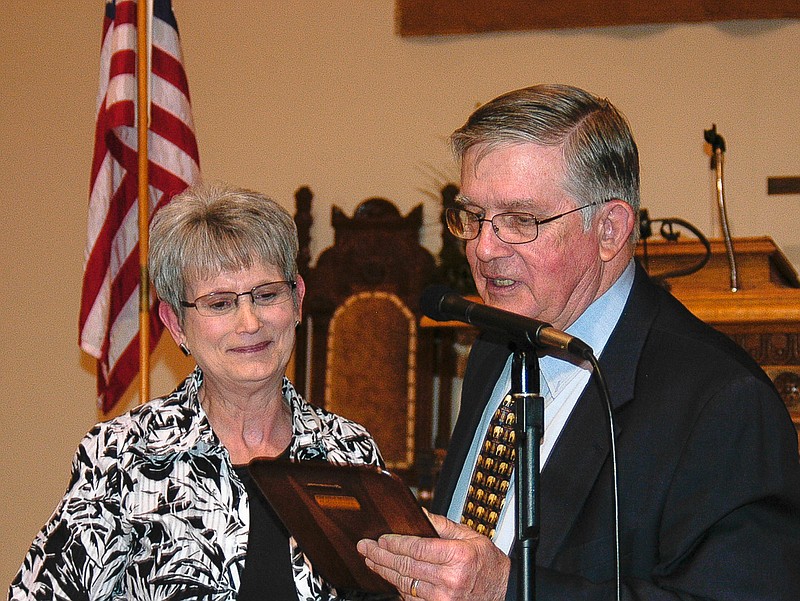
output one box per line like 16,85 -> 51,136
152,18 -> 181,60
80,274 -> 111,358
108,287 -> 140,369
151,73 -> 194,127
149,129 -> 200,181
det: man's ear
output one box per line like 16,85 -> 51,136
597,199 -> 636,262
158,301 -> 186,346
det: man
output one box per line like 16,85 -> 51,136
358,84 -> 800,600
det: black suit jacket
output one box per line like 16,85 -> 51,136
432,263 -> 800,600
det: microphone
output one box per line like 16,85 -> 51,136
420,285 -> 594,359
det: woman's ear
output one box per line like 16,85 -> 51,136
158,301 -> 186,346
597,199 -> 636,262
294,274 -> 306,323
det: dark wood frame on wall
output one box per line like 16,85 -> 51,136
396,0 -> 800,36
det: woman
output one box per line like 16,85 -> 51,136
9,182 -> 385,600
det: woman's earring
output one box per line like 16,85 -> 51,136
179,343 -> 191,356
294,320 -> 301,328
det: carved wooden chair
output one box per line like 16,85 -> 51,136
293,187 -> 439,495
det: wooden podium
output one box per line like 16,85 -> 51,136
636,236 -> 800,444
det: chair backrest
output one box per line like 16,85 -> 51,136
293,188 -> 438,492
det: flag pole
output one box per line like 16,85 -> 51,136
136,0 -> 151,404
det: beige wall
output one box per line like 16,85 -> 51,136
1,0 -> 798,587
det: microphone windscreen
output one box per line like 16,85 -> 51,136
419,284 -> 455,321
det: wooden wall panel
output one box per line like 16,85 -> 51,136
396,0 -> 800,36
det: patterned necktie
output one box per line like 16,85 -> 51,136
461,392 -> 516,538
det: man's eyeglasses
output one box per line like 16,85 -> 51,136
445,200 -> 608,245
180,280 -> 297,317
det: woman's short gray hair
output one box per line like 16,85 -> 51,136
149,181 -> 299,319
450,84 -> 640,237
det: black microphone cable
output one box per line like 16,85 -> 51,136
586,351 -> 621,601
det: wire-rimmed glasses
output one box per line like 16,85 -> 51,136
445,200 -> 608,244
180,280 -> 297,316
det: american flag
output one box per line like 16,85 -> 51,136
79,0 -> 200,412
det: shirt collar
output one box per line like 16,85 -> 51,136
540,260 -> 635,394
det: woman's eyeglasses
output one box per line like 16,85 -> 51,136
180,280 -> 297,317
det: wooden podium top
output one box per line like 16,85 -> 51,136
637,236 -> 800,328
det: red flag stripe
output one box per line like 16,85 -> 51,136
150,105 -> 200,164
152,45 -> 191,103
114,0 -> 137,25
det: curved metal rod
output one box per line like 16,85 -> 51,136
713,148 -> 739,291
704,125 -> 739,292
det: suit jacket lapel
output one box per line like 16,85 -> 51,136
537,263 -> 658,563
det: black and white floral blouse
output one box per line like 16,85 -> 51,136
9,367 -> 384,600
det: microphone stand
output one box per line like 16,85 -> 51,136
512,346 -> 543,601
